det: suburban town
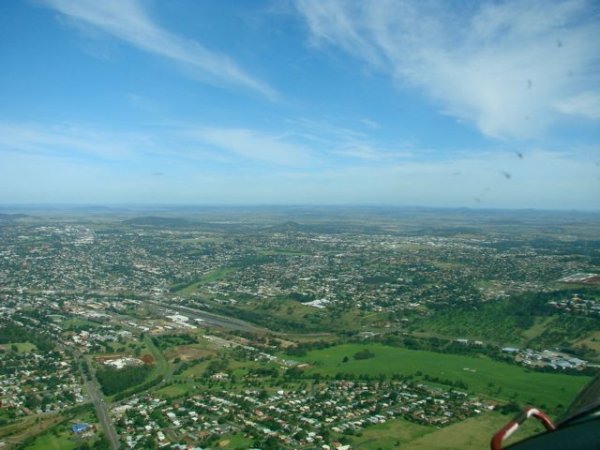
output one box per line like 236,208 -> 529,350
0,209 -> 598,449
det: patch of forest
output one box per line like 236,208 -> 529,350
414,288 -> 600,346
95,364 -> 152,396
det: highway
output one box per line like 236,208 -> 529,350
62,298 -> 260,450
78,359 -> 120,450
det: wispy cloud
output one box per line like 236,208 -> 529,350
184,127 -> 316,167
0,122 -> 149,160
296,0 -> 600,139
0,119 -> 413,170
0,121 -> 241,165
1,122 -> 597,207
555,91 -> 600,120
285,118 -> 413,162
41,0 -> 277,100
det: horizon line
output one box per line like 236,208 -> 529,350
1,203 -> 599,214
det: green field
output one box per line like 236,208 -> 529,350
217,432 -> 254,448
154,382 -> 194,399
174,267 -> 237,294
0,342 -> 37,353
61,318 -> 103,331
24,432 -> 81,450
23,408 -> 98,450
293,343 -> 591,413
405,412 -> 513,450
346,417 -> 433,449
0,414 -> 62,443
522,317 -> 555,341
145,334 -> 170,380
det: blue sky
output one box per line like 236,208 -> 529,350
0,0 -> 599,209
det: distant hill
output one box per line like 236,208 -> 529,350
123,216 -> 192,227
123,216 -> 256,232
0,213 -> 29,221
266,220 -> 382,235
268,221 -> 305,232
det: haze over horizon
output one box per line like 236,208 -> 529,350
1,0 -> 599,209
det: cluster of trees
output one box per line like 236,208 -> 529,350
69,436 -> 111,450
173,357 -> 204,376
95,364 -> 152,396
203,357 -> 229,377
112,374 -> 164,402
418,288 -> 600,345
353,349 -> 375,360
152,333 -> 198,350
0,322 -> 54,352
285,340 -> 333,357
421,373 -> 468,389
247,366 -> 279,378
288,292 -> 316,303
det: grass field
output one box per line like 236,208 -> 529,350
24,431 -> 81,450
61,317 -> 102,331
217,432 -> 253,448
334,411 -> 545,449
347,417 -> 434,449
144,334 -> 170,379
405,411 -> 547,450
0,414 -> 62,443
405,413 -> 507,450
154,382 -> 194,399
293,343 -> 591,413
0,342 -> 37,353
575,330 -> 600,352
165,345 -> 213,362
181,358 -> 211,377
165,335 -> 219,366
176,268 -> 237,294
22,408 -> 97,450
522,317 -> 555,341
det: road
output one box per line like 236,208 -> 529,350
78,359 -> 120,450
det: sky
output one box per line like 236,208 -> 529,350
0,0 -> 599,209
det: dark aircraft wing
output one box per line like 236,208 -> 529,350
493,375 -> 600,450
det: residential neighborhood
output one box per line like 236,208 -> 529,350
0,211 -> 597,449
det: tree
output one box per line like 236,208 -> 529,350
353,349 -> 375,360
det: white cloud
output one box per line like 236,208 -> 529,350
284,117 -> 412,162
361,118 -> 380,129
555,91 -> 600,119
184,127 -> 316,166
2,121 -> 596,208
0,122 -> 148,160
0,121 -> 247,165
0,119 -> 412,170
42,0 -> 277,100
296,0 -> 600,139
